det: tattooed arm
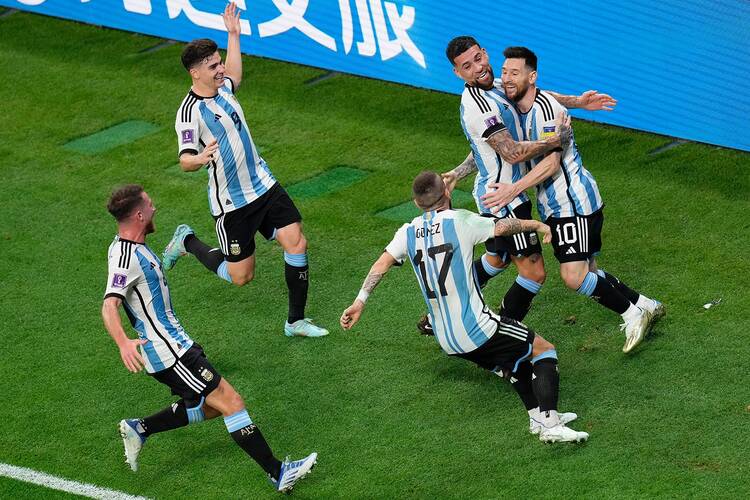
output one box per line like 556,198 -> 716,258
546,90 -> 617,111
442,152 -> 477,192
494,217 -> 552,243
340,252 -> 399,330
487,112 -> 571,164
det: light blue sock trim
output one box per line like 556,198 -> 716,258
577,272 -> 598,296
481,254 -> 505,277
512,344 -> 533,373
516,275 -> 542,294
596,269 -> 606,278
186,396 -> 205,424
268,228 -> 277,241
485,250 -> 499,256
531,349 -> 558,364
224,409 -> 253,433
284,252 -> 308,267
217,261 -> 232,283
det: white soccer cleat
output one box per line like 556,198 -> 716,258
119,419 -> 145,472
539,424 -> 589,443
530,412 -> 577,435
272,452 -> 317,493
621,308 -> 650,353
284,318 -> 329,338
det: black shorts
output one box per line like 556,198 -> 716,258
213,184 -> 302,262
453,317 -> 535,375
150,344 -> 222,407
482,201 -> 543,259
546,209 -> 604,263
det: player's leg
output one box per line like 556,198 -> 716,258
589,258 -> 664,320
500,252 -> 546,321
163,224 -> 230,283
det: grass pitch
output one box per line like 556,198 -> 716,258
1,11 -> 749,499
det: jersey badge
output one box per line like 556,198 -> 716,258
112,273 -> 127,289
542,125 -> 556,139
200,367 -> 214,382
529,232 -> 538,245
230,241 -> 241,256
181,129 -> 194,144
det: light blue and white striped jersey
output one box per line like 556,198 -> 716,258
105,236 -> 193,373
385,209 -> 501,355
460,80 -> 529,216
175,77 -> 276,217
521,90 -> 603,219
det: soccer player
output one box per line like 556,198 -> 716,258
341,172 -> 589,443
437,36 -> 617,331
164,2 -> 327,338
102,184 -> 317,492
481,46 -> 663,353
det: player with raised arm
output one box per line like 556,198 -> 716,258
164,2 -> 327,338
102,184 -> 317,492
481,46 -> 663,352
341,172 -> 589,443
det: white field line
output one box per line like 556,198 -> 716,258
0,463 -> 151,500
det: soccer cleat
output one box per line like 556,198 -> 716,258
621,308 -> 650,353
162,224 -> 194,270
119,419 -> 146,472
284,318 -> 329,338
416,314 -> 434,336
539,424 -> 589,443
645,299 -> 666,322
272,452 -> 317,493
530,412 -> 577,435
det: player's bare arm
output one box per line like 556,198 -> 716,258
340,252 -> 398,330
486,117 -> 566,164
442,152 -> 477,192
494,218 -> 552,244
547,90 -> 617,111
180,139 -> 219,172
482,151 -> 562,209
222,2 -> 243,88
102,296 -> 147,373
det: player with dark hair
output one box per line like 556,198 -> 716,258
102,184 -> 317,492
479,46 -> 662,352
165,2 -> 327,338
341,172 -> 588,443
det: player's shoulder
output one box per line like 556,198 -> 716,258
461,84 -> 493,112
535,89 -> 563,119
176,90 -> 201,124
108,237 -> 140,270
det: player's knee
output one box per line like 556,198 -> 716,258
231,270 -> 254,286
561,268 -> 585,290
533,335 -> 555,355
290,234 -> 307,254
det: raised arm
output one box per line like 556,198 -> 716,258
223,2 -> 243,89
482,151 -> 562,210
442,151 -> 477,192
102,296 -> 147,372
340,252 -> 399,330
487,112 -> 571,164
546,90 -> 617,111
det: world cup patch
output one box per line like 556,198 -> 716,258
181,129 -> 194,144
484,115 -> 500,128
112,273 -> 127,288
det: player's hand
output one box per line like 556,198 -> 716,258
537,223 -> 552,244
118,338 -> 148,373
482,182 -> 518,210
442,171 -> 458,193
578,90 -> 617,111
223,2 -> 242,35
197,139 -> 219,165
555,112 -> 572,146
340,301 -> 364,330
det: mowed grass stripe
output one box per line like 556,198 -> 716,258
63,121 -> 160,154
286,166 -> 369,200
377,189 -> 475,221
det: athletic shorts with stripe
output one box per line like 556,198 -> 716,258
546,208 -> 604,263
482,201 -> 543,259
452,317 -> 536,375
150,344 -> 221,407
213,184 -> 302,262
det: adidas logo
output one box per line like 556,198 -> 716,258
214,113 -> 222,121
565,247 -> 577,255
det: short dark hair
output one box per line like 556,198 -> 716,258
107,184 -> 145,222
412,171 -> 445,210
503,46 -> 537,71
446,36 -> 480,65
181,38 -> 218,70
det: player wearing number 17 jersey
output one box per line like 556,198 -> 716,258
340,172 -> 588,443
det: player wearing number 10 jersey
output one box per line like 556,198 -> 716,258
340,172 -> 589,443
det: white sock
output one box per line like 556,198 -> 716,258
636,295 -> 656,312
621,303 -> 642,322
528,407 -> 541,420
540,409 -> 560,428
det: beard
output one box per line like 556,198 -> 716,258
506,83 -> 530,102
145,221 -> 155,234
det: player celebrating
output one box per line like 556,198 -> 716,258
164,2 -> 327,338
481,46 -> 663,352
341,172 -> 589,443
102,184 -> 317,492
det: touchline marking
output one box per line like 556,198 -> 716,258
0,463 -> 151,500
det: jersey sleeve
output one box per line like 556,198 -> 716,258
175,100 -> 201,158
384,224 -> 410,265
535,92 -> 565,152
461,87 -> 507,140
455,210 -> 496,246
223,76 -> 235,94
104,245 -> 140,300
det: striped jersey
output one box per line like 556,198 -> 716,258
520,90 -> 603,219
104,236 -> 193,373
175,77 -> 276,217
460,80 -> 528,216
385,209 -> 503,355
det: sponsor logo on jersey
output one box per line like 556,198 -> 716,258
230,242 -> 241,255
484,115 -> 500,128
181,129 -> 194,144
199,367 -> 214,382
112,273 -> 127,288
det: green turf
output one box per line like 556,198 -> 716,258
1,11 -> 749,499
286,166 -> 370,200
376,188 -> 475,221
63,120 -> 160,154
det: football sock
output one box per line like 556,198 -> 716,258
531,351 -> 559,413
499,276 -> 542,321
284,252 -> 308,324
577,272 -> 630,315
140,399 -> 190,437
184,234 -> 231,282
473,254 -> 505,289
508,361 -> 539,411
596,269 -> 640,305
224,409 -> 282,479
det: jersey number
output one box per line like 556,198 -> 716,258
413,243 -> 454,299
555,223 -> 578,244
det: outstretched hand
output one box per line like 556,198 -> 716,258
578,90 -> 617,111
442,171 -> 458,193
223,2 -> 242,35
538,223 -> 552,244
556,111 -> 572,145
482,182 -> 518,210
119,338 -> 148,373
340,301 -> 364,330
